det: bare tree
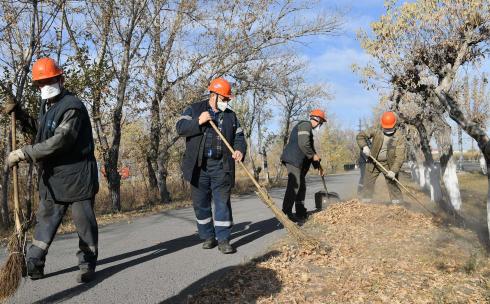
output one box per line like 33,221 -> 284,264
0,0 -> 62,226
357,0 -> 490,233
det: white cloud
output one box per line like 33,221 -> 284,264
309,47 -> 372,76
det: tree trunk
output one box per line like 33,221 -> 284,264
156,151 -> 171,204
480,155 -> 487,175
483,153 -> 490,240
146,156 -> 158,201
1,131 -> 11,227
416,123 -> 442,202
457,126 -> 463,171
246,137 -> 260,181
148,93 -> 160,194
436,127 -> 462,212
262,147 -> 270,185
406,140 -> 423,185
106,149 -> 122,212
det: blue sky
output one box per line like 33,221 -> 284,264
293,0 -> 489,150
296,0 -> 386,131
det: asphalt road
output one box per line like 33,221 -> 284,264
3,172 -> 359,304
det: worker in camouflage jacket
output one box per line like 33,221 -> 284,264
356,111 -> 406,204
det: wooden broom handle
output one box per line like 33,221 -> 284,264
208,120 -> 264,193
369,155 -> 435,215
11,111 -> 21,233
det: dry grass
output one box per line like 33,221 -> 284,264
189,200 -> 490,304
457,173 -> 487,223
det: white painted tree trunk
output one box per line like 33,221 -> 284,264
425,165 -> 442,202
480,155 -> 487,175
419,164 -> 426,188
442,157 -> 462,210
409,161 -> 418,181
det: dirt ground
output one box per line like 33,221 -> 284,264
186,173 -> 490,304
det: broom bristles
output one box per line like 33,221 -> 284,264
255,189 -> 326,250
0,233 -> 25,301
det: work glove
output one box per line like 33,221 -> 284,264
7,149 -> 26,167
3,96 -> 17,115
312,160 -> 320,169
362,146 -> 370,157
386,170 -> 396,180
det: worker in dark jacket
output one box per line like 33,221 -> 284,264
356,111 -> 406,204
281,109 -> 326,222
6,57 -> 99,283
176,77 -> 246,254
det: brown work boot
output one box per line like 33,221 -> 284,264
202,238 -> 218,249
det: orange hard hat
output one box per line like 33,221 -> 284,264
381,111 -> 397,129
32,57 -> 63,82
208,77 -> 232,98
310,109 -> 326,122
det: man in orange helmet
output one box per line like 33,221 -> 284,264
5,57 -> 99,283
356,111 -> 406,204
176,77 -> 246,254
280,109 -> 326,222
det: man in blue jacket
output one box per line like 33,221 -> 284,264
176,78 -> 246,254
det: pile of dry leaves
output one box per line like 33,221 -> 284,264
187,200 -> 490,303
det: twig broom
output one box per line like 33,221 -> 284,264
0,110 -> 26,301
369,155 -> 436,216
209,121 -> 323,248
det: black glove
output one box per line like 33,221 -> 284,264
312,160 -> 321,169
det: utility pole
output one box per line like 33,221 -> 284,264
458,126 -> 463,171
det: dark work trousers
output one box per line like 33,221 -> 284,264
191,158 -> 233,241
26,198 -> 98,270
361,160 -> 403,203
358,153 -> 367,194
282,163 -> 309,215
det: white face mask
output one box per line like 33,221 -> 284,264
40,82 -> 61,100
383,128 -> 395,135
217,100 -> 228,112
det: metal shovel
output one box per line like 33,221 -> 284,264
314,165 -> 340,210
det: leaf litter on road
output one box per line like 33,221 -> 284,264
187,200 -> 490,303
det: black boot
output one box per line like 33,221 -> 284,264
27,259 -> 45,280
283,210 -> 299,223
295,202 -> 308,221
76,266 -> 95,283
202,238 -> 218,249
218,240 -> 236,254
